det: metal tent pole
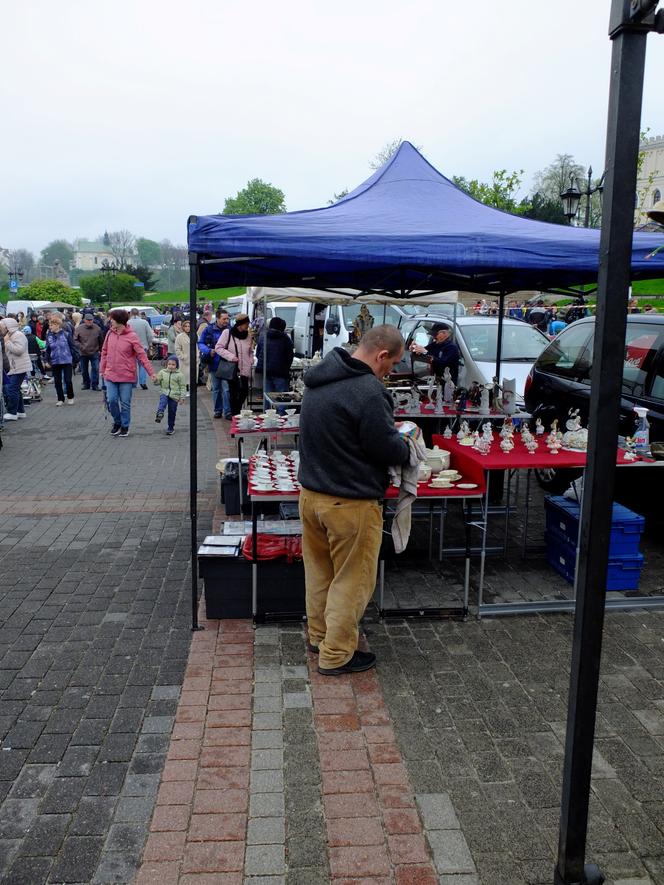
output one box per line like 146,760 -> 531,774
555,3 -> 661,882
494,291 -> 505,397
188,240 -> 201,632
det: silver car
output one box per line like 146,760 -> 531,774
392,315 -> 550,403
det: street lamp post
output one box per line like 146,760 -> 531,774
7,266 -> 25,289
99,260 -> 117,307
560,167 -> 605,227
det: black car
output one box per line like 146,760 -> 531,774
524,314 -> 664,493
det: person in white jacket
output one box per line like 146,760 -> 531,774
0,317 -> 32,420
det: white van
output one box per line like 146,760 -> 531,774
322,303 -> 405,354
6,299 -> 53,317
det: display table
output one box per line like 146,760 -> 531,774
229,417 -> 300,506
246,448 -> 486,621
432,434 -> 657,617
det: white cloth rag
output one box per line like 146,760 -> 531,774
388,434 -> 427,554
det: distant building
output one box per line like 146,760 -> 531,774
635,134 -> 664,225
72,239 -> 117,271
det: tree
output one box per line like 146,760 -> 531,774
40,240 -> 74,271
532,154 -> 585,204
21,279 -> 83,306
519,192 -> 568,225
135,237 -> 161,267
223,179 -> 286,215
328,188 -> 350,205
124,264 -> 158,292
79,272 -> 139,305
107,229 -> 136,269
452,169 -> 526,214
8,248 -> 36,282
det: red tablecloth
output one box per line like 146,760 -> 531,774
432,435 -> 652,471
247,450 -> 486,500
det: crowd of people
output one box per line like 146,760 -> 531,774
0,302 -> 294,441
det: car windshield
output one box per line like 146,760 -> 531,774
343,304 -> 401,329
401,303 -> 466,318
271,307 -> 297,328
460,323 -> 548,361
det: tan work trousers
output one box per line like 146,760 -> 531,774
299,487 -> 383,670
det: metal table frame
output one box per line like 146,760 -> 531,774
248,478 -> 484,624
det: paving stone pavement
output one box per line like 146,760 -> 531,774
0,383 -> 217,884
3,383 -> 664,884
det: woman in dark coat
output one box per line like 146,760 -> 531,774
255,317 -> 294,412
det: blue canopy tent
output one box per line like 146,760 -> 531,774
185,142 -> 664,630
188,141 -> 664,295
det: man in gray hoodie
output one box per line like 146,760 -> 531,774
298,325 -> 410,676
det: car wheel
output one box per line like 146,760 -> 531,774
534,466 -> 582,495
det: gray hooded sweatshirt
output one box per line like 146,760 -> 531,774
298,348 -> 409,500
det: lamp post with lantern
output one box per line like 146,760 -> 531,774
99,260 -> 118,307
560,166 -> 605,227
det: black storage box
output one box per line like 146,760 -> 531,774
200,551 -> 305,619
220,461 -> 251,515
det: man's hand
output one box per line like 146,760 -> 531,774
409,343 -> 427,355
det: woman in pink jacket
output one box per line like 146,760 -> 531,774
100,309 -> 156,437
214,313 -> 254,415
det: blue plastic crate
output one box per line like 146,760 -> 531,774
545,532 -> 645,591
545,496 -> 644,556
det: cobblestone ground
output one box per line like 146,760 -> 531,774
2,382 -> 664,884
0,383 -> 218,884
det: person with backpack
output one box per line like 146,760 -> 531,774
255,316 -> 294,412
44,313 -> 79,406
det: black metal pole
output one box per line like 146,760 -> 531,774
554,3 -> 656,882
188,236 -> 200,631
494,291 -> 505,397
584,167 -> 593,229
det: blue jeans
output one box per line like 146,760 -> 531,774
210,371 -> 231,417
264,374 -> 289,414
158,393 -> 178,431
106,380 -> 134,428
5,373 -> 26,415
136,348 -> 149,386
80,354 -> 100,388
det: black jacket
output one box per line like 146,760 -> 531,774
255,329 -> 294,378
298,348 -> 409,500
425,339 -> 460,382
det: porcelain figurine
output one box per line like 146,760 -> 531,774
525,437 -> 538,455
535,418 -> 544,436
501,377 -> 517,415
443,367 -> 455,405
436,383 -> 444,413
500,435 -> 515,453
479,385 -> 491,416
499,417 -> 514,439
443,425 -> 453,439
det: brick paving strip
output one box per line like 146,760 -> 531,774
137,612 -> 454,884
308,650 -> 442,884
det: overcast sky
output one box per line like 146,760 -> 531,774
3,0 -> 664,256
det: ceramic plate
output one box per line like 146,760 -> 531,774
456,483 -> 478,489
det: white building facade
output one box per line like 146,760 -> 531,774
636,134 -> 664,224
72,239 -> 117,271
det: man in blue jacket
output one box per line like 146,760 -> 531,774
199,309 -> 231,418
255,317 -> 294,412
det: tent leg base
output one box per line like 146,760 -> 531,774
554,862 -> 604,885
